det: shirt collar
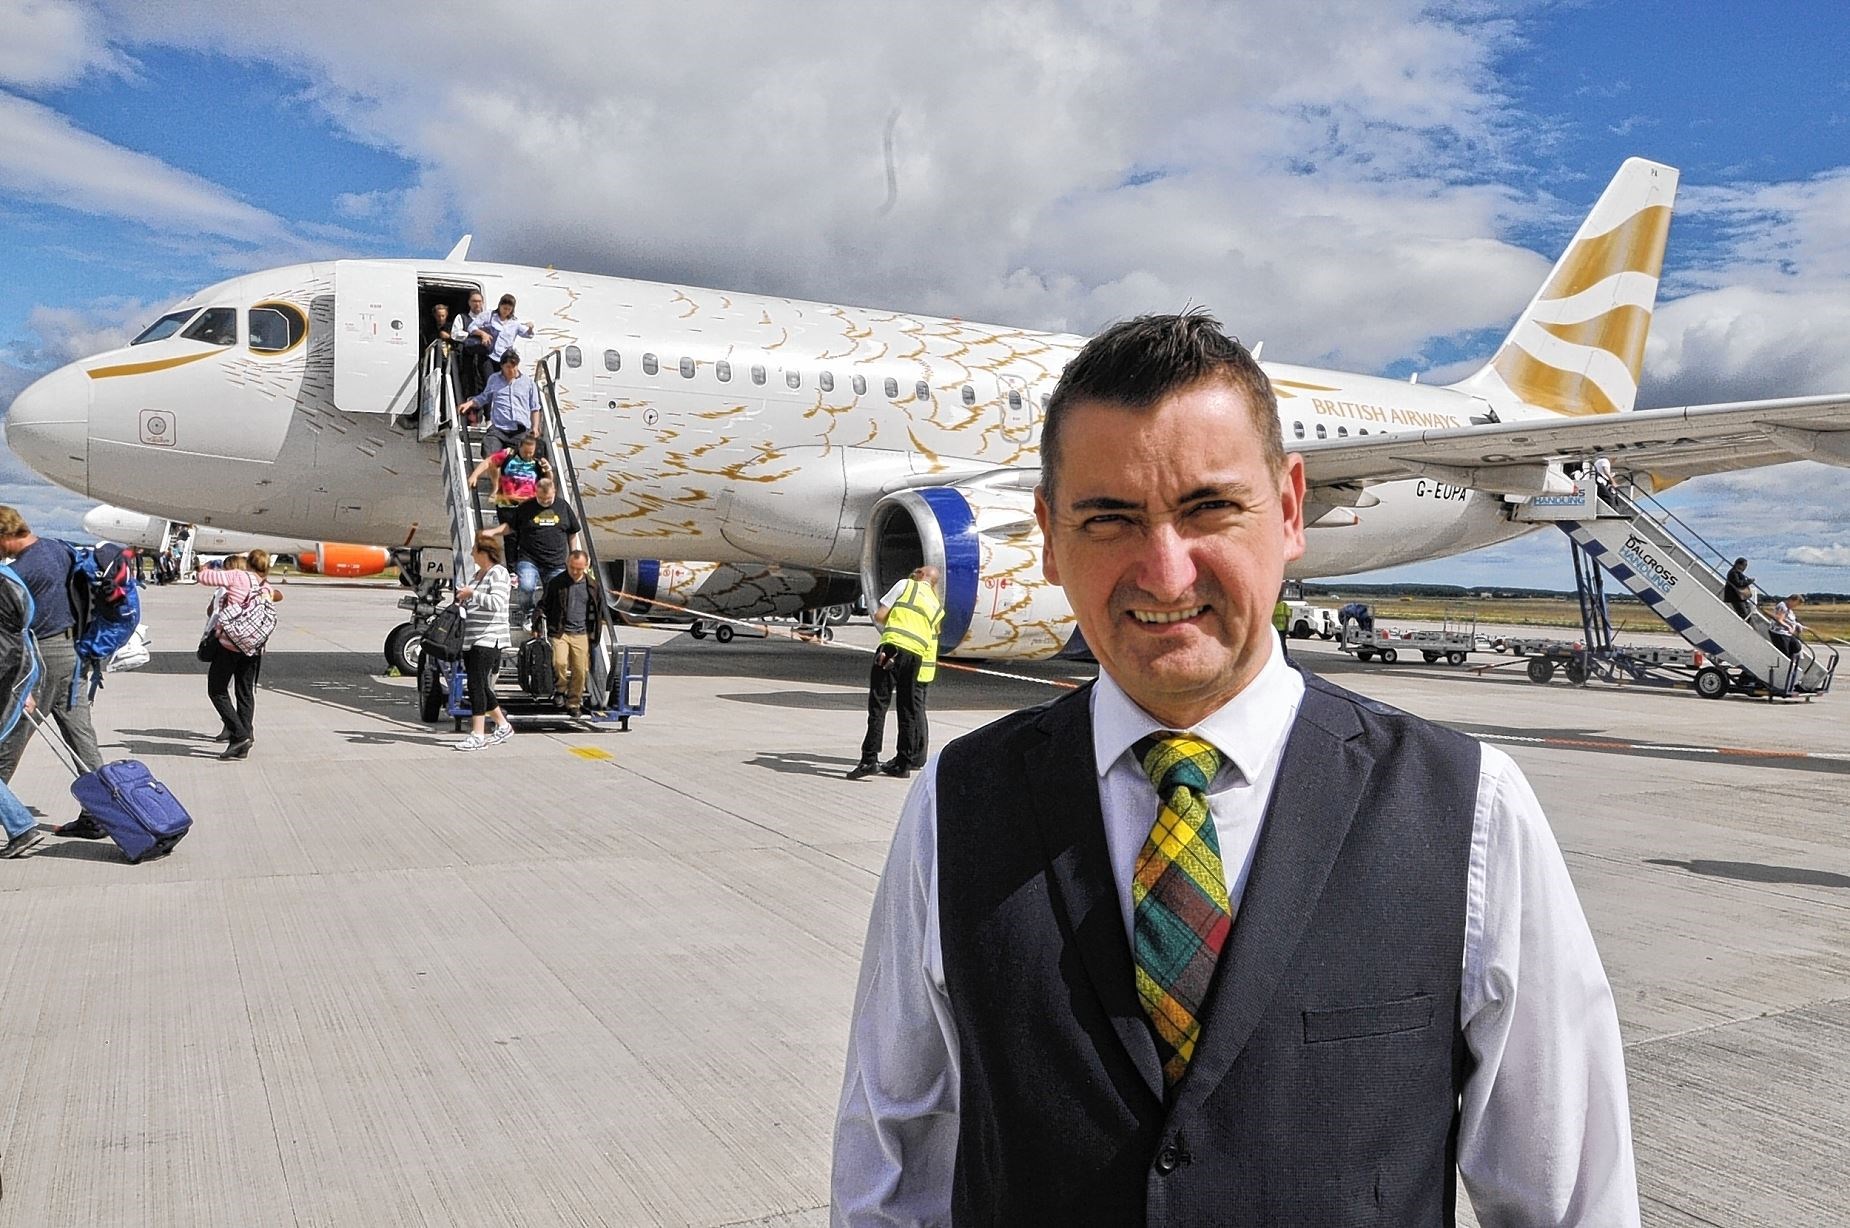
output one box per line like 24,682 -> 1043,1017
1090,634 -> 1305,786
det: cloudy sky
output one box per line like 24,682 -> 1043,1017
2,0 -> 1847,590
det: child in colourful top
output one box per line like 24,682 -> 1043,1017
467,432 -> 552,528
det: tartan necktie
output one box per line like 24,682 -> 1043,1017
1130,732 -> 1231,1093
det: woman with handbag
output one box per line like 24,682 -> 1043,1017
453,534 -> 514,751
198,551 -> 281,760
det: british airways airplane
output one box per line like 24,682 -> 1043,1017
9,158 -> 1849,664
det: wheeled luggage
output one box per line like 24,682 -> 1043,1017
519,635 -> 556,698
31,713 -> 192,863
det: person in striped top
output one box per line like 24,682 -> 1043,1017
453,534 -> 514,751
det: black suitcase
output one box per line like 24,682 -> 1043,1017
518,636 -> 555,698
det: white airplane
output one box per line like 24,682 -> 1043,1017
79,505 -> 396,577
9,157 -> 1849,664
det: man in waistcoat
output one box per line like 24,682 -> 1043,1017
832,313 -> 1638,1226
846,565 -> 944,781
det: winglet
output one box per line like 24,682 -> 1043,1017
1452,158 -> 1679,416
444,234 -> 473,262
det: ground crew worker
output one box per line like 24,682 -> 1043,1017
847,565 -> 943,780
1272,593 -> 1291,656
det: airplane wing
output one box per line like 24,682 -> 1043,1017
1294,393 -> 1850,494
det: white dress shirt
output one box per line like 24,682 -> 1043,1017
832,639 -> 1639,1227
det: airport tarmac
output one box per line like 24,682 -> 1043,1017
1,579 -> 1845,1227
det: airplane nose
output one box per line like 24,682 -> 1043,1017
4,363 -> 90,495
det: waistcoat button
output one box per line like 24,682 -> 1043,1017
1154,1144 -> 1180,1175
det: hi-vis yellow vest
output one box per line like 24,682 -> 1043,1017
879,579 -> 946,683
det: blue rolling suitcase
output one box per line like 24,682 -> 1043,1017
32,712 -> 192,863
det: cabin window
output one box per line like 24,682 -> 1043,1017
852,374 -> 866,396
1315,423 -> 1327,439
716,360 -> 731,382
181,307 -> 237,347
604,349 -> 621,371
564,345 -> 582,368
1337,425 -> 1348,438
786,370 -> 802,389
819,371 -> 834,393
884,377 -> 899,398
959,384 -> 975,406
1358,427 -> 1368,436
915,380 -> 931,402
1292,421 -> 1305,439
642,353 -> 658,376
751,364 -> 766,385
1008,389 -> 1022,411
131,309 -> 198,345
248,303 -> 306,353
680,357 -> 696,379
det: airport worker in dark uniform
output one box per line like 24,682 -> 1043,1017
1723,557 -> 1756,621
846,565 -> 943,781
832,312 -> 1639,1226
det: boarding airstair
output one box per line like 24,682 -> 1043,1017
1518,478 -> 1836,698
403,340 -> 643,726
154,520 -> 196,583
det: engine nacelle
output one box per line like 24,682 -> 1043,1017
862,476 -> 1076,660
297,543 -> 392,577
607,560 -> 859,621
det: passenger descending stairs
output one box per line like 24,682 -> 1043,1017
1527,482 -> 1835,696
414,341 -> 626,722
155,519 -> 197,582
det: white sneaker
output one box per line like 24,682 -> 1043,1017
488,723 -> 514,745
454,734 -> 488,751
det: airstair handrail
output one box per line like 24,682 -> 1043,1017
530,352 -> 622,687
1627,484 -> 1737,578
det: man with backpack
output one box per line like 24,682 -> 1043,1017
0,557 -> 46,857
0,506 -> 106,835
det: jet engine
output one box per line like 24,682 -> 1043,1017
296,543 -> 392,577
606,559 -> 860,622
861,475 -> 1076,660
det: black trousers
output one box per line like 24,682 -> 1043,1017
207,642 -> 262,741
860,646 -> 929,768
464,644 -> 503,716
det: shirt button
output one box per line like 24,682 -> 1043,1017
1154,1144 -> 1180,1175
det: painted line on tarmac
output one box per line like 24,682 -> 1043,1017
1468,728 -> 1848,770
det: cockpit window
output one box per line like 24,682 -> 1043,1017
248,303 -> 307,353
131,310 -> 199,345
182,307 -> 238,347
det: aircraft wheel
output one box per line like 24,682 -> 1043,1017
689,621 -> 707,639
1527,657 -> 1555,684
1564,658 -> 1589,685
1694,666 -> 1729,700
824,604 -> 853,626
385,621 -> 424,676
1447,651 -> 1467,666
1379,647 -> 1398,664
418,652 -> 445,723
715,624 -> 736,644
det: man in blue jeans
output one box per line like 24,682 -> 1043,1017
0,556 -> 45,857
485,476 -> 581,621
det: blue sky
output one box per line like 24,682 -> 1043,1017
3,0 -> 1847,591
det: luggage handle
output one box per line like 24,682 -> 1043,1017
26,709 -> 87,782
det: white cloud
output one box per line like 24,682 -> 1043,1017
0,0 -> 130,90
1786,544 -> 1850,568
19,298 -> 154,366
79,0 -> 1549,368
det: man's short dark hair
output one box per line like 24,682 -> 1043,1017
1040,311 -> 1283,497
500,349 -> 520,367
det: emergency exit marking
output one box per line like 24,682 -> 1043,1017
139,409 -> 175,446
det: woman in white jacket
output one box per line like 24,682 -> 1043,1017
453,534 -> 514,751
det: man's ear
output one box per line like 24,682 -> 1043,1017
1277,454 -> 1307,564
1034,484 -> 1061,585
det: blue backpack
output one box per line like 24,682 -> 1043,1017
0,562 -> 41,741
71,542 -> 142,700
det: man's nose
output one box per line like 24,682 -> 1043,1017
1134,522 -> 1199,600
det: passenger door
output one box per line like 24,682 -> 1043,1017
332,261 -> 418,416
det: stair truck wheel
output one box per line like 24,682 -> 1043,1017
1527,657 -> 1555,684
1564,658 -> 1589,685
688,620 -> 707,639
1694,666 -> 1729,699
385,621 -> 423,676
715,624 -> 735,644
1447,651 -> 1467,666
418,651 -> 445,723
1380,647 -> 1398,664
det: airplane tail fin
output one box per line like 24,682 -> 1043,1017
1452,157 -> 1678,415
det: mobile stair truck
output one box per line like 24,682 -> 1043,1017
1511,472 -> 1837,700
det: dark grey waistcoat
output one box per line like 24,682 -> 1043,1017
935,671 -> 1481,1226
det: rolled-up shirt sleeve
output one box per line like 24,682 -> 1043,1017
1458,745 -> 1640,1226
832,762 -> 960,1227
